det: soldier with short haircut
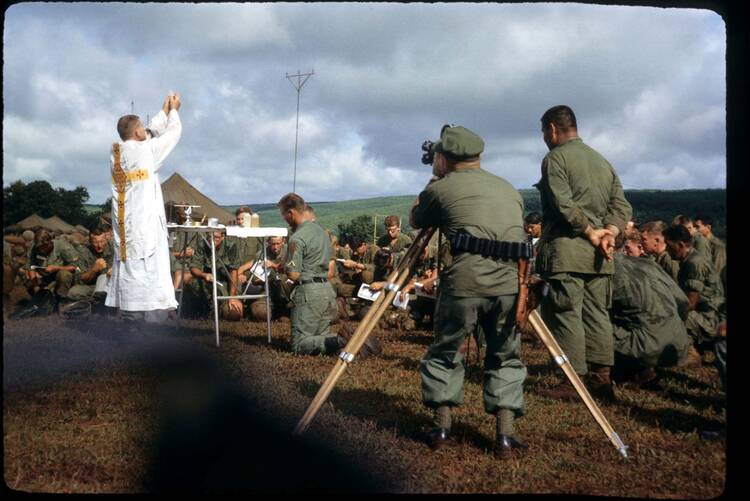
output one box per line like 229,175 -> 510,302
25,229 -> 81,301
693,214 -> 726,295
377,215 -> 412,252
535,105 -> 632,402
277,193 -> 356,356
640,221 -> 680,282
673,214 -> 711,259
67,227 -> 114,301
663,224 -> 724,348
622,228 -> 645,257
410,124 -> 528,458
610,235 -> 693,387
248,236 -> 292,321
189,230 -> 243,321
340,235 -> 378,287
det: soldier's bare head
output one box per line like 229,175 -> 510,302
89,227 -> 108,254
117,115 -> 146,141
278,193 -> 307,228
663,224 -> 692,260
693,215 -> 713,238
541,105 -> 578,149
34,229 -> 54,255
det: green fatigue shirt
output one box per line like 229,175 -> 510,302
377,232 -> 413,252
677,248 -> 724,315
231,235 -> 262,268
535,137 -> 632,275
74,240 -> 114,284
285,221 -> 331,281
610,253 -> 691,366
410,166 -> 526,297
27,238 -> 81,271
189,237 -> 240,283
651,251 -> 680,283
708,235 -> 726,289
170,231 -> 199,271
351,243 -> 379,274
693,233 -> 711,259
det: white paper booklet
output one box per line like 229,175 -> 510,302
357,283 -> 382,301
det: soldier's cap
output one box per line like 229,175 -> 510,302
432,125 -> 484,162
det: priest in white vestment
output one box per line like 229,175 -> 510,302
105,93 -> 182,320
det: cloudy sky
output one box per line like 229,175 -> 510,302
4,2 -> 726,205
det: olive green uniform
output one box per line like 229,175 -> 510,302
286,220 -> 338,355
611,253 -> 691,369
677,249 -> 724,344
252,243 -> 292,318
707,235 -> 726,295
376,232 -> 413,252
67,240 -> 114,300
651,251 -> 680,283
411,166 -> 527,416
536,138 -> 632,375
170,231 -> 199,273
26,238 -> 81,298
188,236 -> 240,315
335,243 -> 378,297
693,233 -> 712,260
230,235 -> 263,282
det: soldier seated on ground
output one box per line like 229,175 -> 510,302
640,221 -> 679,282
242,236 -> 293,322
693,214 -> 726,296
65,226 -> 114,304
622,228 -> 646,257
340,235 -> 378,287
24,229 -> 80,303
672,214 -> 711,259
188,230 -> 243,321
167,204 -> 197,291
609,234 -> 695,388
376,215 -> 412,253
663,224 -> 724,360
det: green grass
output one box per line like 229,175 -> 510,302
3,315 -> 726,494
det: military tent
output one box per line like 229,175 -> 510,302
16,213 -> 49,230
44,215 -> 77,234
160,172 -> 234,223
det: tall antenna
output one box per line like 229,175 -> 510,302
285,69 -> 314,193
131,100 -> 134,114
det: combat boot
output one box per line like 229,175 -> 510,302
428,405 -> 453,450
493,408 -> 528,459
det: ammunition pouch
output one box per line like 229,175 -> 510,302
449,231 -> 533,261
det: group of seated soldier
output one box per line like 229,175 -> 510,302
4,225 -> 115,319
169,205 -> 292,323
580,214 -> 726,390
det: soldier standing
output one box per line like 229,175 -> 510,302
535,105 -> 632,401
410,125 -> 528,458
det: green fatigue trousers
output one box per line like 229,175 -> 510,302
613,325 -> 691,369
540,272 -> 614,375
420,293 -> 526,417
290,282 -> 338,355
54,270 -> 74,298
685,310 -> 720,345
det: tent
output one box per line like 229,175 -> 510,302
44,215 -> 77,234
161,172 -> 234,223
16,213 -> 49,230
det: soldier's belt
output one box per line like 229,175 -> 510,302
449,232 -> 532,261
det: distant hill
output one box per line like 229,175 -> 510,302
224,189 -> 726,241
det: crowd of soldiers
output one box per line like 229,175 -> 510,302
3,105 -> 727,458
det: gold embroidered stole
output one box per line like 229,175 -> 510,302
112,143 -> 128,261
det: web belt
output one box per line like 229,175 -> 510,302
449,231 -> 533,261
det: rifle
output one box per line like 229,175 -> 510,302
294,227 -> 436,435
516,250 -> 629,459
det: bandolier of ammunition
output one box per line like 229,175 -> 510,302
112,143 -> 128,262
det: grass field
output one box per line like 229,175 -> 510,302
3,314 -> 727,494
84,188 -> 726,240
